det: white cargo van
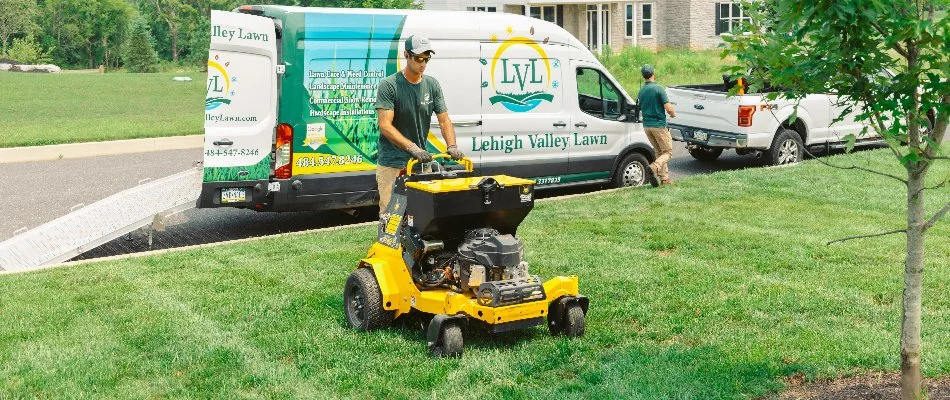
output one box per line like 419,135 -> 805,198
198,6 -> 655,212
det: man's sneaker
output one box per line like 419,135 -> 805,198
646,167 -> 660,187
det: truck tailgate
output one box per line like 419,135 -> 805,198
667,87 -> 741,134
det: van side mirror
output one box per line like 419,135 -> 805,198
625,104 -> 641,123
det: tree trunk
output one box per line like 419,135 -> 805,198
901,167 -> 925,400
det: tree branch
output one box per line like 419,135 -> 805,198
870,21 -> 909,58
827,229 -> 907,245
924,200 -> 950,230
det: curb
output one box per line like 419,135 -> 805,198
0,135 -> 204,164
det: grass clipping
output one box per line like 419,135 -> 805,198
2,149 -> 950,398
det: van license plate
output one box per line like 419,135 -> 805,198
221,187 -> 247,203
693,130 -> 709,141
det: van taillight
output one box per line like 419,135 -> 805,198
275,123 -> 293,179
738,106 -> 756,127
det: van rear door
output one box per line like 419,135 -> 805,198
199,10 -> 277,208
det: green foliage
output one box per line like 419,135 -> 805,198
0,0 -> 37,57
124,17 -> 160,73
1,149 -> 949,398
7,35 -> 53,64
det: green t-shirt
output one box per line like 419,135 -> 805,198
374,72 -> 448,168
637,81 -> 670,128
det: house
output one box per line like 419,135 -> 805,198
422,0 -> 750,52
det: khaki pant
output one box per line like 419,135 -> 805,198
645,127 -> 673,182
376,165 -> 402,216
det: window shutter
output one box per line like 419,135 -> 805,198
521,5 -> 526,15
557,5 -> 564,27
715,3 -> 722,35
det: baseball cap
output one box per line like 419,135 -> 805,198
641,64 -> 655,76
405,35 -> 435,54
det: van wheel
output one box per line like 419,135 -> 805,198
344,268 -> 393,331
768,129 -> 803,165
688,145 -> 723,162
611,153 -> 650,188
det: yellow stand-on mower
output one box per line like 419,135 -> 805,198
344,155 -> 588,357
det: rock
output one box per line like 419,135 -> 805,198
7,64 -> 61,73
35,64 -> 61,73
0,63 -> 11,72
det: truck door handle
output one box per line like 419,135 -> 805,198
694,104 -> 704,110
575,122 -> 588,128
213,139 -> 233,146
553,121 -> 567,127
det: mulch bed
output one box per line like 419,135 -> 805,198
772,372 -> 950,399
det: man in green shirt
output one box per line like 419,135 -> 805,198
637,64 -> 676,186
374,35 -> 464,214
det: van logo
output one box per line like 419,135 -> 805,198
486,36 -> 556,113
206,54 -> 236,111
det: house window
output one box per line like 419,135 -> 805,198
641,3 -> 654,38
716,2 -> 751,35
529,5 -> 561,26
625,4 -> 634,37
467,6 -> 496,12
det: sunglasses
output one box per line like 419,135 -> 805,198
409,52 -> 432,63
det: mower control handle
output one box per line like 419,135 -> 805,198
406,154 -> 473,176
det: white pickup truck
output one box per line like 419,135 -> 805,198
666,76 -> 884,165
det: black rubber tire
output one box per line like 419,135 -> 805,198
344,268 -> 393,331
562,304 -> 586,338
688,145 -> 724,162
431,323 -> 463,358
768,129 -> 804,166
611,153 -> 651,188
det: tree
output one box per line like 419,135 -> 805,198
124,17 -> 160,72
723,1 -> 948,398
0,0 -> 38,58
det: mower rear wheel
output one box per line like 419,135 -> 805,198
344,268 -> 393,331
562,304 -> 586,338
431,323 -> 463,358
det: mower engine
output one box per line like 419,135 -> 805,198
410,227 -> 545,307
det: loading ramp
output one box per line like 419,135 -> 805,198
0,168 -> 202,273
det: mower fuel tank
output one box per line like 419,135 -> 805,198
403,175 -> 535,240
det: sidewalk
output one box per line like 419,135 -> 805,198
0,135 -> 203,164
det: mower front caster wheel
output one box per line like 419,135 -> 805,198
549,302 -> 586,338
344,268 -> 393,331
430,323 -> 463,358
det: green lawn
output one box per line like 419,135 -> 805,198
0,48 -> 731,148
0,72 -> 205,148
598,47 -> 734,94
2,149 -> 949,398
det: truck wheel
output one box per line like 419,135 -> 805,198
611,153 -> 650,188
344,268 -> 393,331
562,304 -> 586,338
431,323 -> 463,357
768,129 -> 804,165
688,146 -> 724,162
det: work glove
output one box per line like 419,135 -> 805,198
406,143 -> 433,163
446,145 -> 464,161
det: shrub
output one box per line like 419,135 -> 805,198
7,35 -> 52,64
